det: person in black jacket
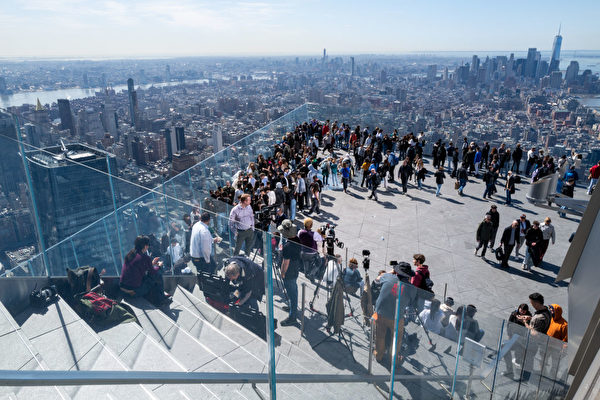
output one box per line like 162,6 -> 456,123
500,220 -> 519,268
475,214 -> 494,259
398,158 -> 413,194
367,169 -> 380,201
434,166 -> 446,196
225,256 -> 265,310
522,221 -> 543,271
481,142 -> 490,169
512,144 -> 523,174
505,171 -> 516,205
487,205 -> 500,249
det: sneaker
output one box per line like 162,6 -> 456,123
474,249 -> 479,255
522,264 -> 528,270
280,317 -> 297,326
482,255 -> 486,260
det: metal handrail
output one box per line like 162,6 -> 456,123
0,370 -> 483,387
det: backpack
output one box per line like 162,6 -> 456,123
77,292 -> 138,326
66,266 -> 101,296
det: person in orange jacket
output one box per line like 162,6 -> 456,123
547,304 -> 568,342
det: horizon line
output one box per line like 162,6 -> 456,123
1,49 -> 599,62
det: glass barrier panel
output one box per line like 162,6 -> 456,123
538,336 -> 568,399
518,329 -> 550,398
491,320 -> 529,399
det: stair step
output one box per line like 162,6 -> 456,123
0,301 -> 70,400
122,296 -> 289,399
13,298 -> 152,400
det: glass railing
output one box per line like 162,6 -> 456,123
0,103 -> 571,398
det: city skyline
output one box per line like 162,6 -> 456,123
2,0 -> 600,58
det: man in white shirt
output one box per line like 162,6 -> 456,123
190,212 -> 220,273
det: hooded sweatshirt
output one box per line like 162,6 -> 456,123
547,304 -> 568,342
410,264 -> 430,291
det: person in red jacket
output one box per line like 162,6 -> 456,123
410,253 -> 431,292
588,160 -> 600,195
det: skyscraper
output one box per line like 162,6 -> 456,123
350,57 -> 355,76
127,78 -> 138,128
471,55 -> 480,75
175,126 -> 185,151
57,99 -> 75,135
525,48 -> 538,78
212,126 -> 223,152
0,111 -> 24,196
549,26 -> 563,73
427,65 -> 437,81
25,143 -> 118,248
565,61 -> 579,83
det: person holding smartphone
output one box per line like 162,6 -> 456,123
120,235 -> 171,305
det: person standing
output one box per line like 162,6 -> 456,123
587,160 -> 600,195
539,217 -> 556,263
368,169 -> 380,201
487,205 -> 500,249
475,214 -> 493,259
308,176 -> 321,214
482,142 -> 490,169
547,304 -> 568,342
482,166 -> 496,199
434,166 -> 446,197
229,194 -> 255,256
505,171 -> 516,206
517,292 -> 552,382
190,212 -> 220,273
398,158 -> 412,194
522,221 -> 543,271
515,214 -> 531,257
278,220 -> 301,326
341,161 -> 351,193
512,144 -> 523,174
456,163 -> 468,195
500,220 -> 519,269
295,173 -> 307,211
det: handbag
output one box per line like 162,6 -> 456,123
495,246 -> 504,261
454,181 -> 460,190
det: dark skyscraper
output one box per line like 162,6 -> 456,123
57,99 -> 75,135
549,26 -> 563,73
175,126 -> 185,151
351,57 -> 355,76
127,78 -> 138,127
0,111 -> 26,196
25,143 -> 117,249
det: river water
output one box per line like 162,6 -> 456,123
0,79 -> 209,109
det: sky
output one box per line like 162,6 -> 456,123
2,0 -> 600,59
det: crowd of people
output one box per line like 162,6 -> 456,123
113,117 -> 578,374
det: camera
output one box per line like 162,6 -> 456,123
29,285 -> 58,308
255,204 -> 277,230
322,223 -> 344,256
362,249 -> 371,270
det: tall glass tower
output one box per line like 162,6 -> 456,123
549,26 -> 562,73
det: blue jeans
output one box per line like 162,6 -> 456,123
283,278 -> 298,319
331,173 -> 339,187
458,179 -> 467,194
506,189 -> 512,204
436,183 -> 442,195
290,198 -> 296,221
417,179 -> 423,189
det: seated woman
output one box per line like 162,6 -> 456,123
120,235 -> 171,305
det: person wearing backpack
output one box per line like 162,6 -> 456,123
411,253 -> 433,296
